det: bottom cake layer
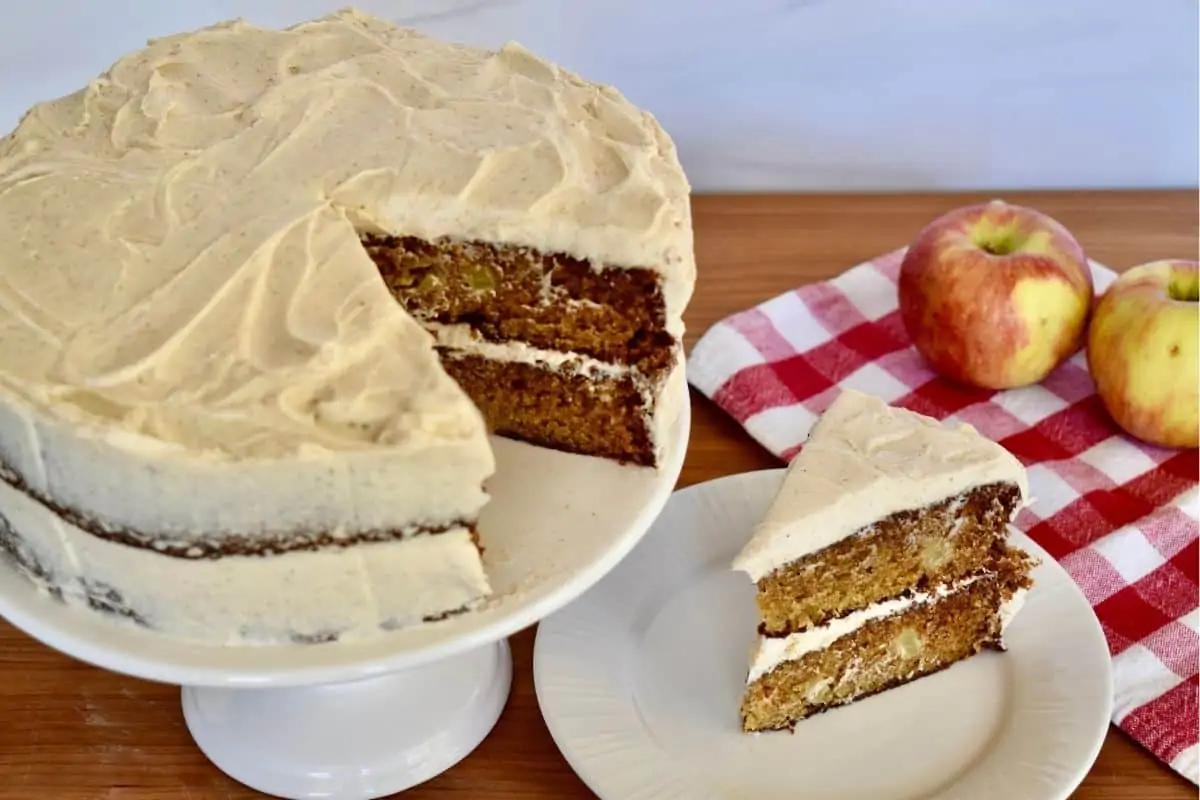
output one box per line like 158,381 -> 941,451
429,323 -> 675,467
739,563 -> 1031,733
441,354 -> 655,466
0,478 -> 490,645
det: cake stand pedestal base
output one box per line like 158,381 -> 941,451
181,640 -> 512,800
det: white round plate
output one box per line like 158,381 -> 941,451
0,378 -> 689,688
534,470 -> 1114,800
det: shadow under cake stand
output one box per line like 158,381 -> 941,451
0,395 -> 690,800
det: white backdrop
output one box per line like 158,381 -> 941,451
0,0 -> 1195,191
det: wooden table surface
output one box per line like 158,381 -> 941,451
1,190 -> 1196,800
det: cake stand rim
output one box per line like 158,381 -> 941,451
0,384 -> 691,688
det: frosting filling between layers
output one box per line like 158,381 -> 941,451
746,575 -> 1027,684
427,321 -> 685,465
428,322 -> 635,380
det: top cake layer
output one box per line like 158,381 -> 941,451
0,10 -> 694,535
732,390 -> 1029,581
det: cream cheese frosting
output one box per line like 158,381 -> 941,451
732,390 -> 1028,581
0,7 -> 692,474
745,577 -> 1028,684
0,479 -> 491,645
0,9 -> 693,642
0,8 -> 693,531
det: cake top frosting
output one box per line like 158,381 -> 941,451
0,8 -> 693,464
732,389 -> 1029,581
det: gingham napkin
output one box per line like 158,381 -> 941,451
688,247 -> 1200,783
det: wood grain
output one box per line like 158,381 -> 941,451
1,190 -> 1196,799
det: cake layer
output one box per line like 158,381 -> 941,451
368,234 -> 678,373
748,545 -> 1035,685
0,479 -> 490,645
740,561 -> 1032,732
755,482 -> 1022,635
440,353 -> 661,466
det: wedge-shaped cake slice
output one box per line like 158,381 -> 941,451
733,389 -> 1036,732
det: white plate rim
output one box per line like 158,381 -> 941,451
534,469 -> 1115,800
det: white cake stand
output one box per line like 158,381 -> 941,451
0,391 -> 690,800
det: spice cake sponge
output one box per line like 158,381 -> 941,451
733,390 -> 1035,732
740,548 -> 1034,731
754,481 -> 1024,635
0,10 -> 695,644
366,235 -> 684,466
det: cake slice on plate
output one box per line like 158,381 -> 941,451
733,389 -> 1036,732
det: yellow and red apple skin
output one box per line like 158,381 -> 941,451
1087,260 -> 1199,449
898,201 -> 1094,390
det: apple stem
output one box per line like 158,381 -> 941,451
972,229 -> 1022,257
1168,272 -> 1199,302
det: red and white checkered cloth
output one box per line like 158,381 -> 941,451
688,247 -> 1200,783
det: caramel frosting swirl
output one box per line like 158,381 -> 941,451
733,390 -> 1029,581
0,8 -> 694,464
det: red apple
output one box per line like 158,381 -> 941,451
897,200 -> 1095,389
1087,259 -> 1199,449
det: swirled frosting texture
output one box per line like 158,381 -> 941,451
0,8 -> 694,466
732,390 -> 1029,581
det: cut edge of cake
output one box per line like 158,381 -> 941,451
364,234 -> 688,467
740,547 -> 1035,731
733,389 -> 1037,733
